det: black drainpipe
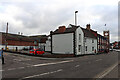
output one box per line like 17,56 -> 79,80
73,31 -> 76,56
50,31 -> 53,54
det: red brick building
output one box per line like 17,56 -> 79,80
0,32 -> 48,50
87,24 -> 110,53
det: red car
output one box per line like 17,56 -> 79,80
29,48 -> 44,55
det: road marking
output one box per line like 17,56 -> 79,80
0,70 -> 4,72
7,68 -> 16,71
4,60 -> 73,71
13,58 -> 31,62
21,69 -> 63,79
75,65 -> 79,67
95,59 -> 102,62
32,60 -> 74,67
18,67 -> 25,69
95,62 -> 118,78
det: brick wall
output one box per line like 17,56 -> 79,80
1,33 -> 38,46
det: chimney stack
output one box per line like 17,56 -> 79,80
18,32 -> 20,35
58,26 -> 66,33
21,33 -> 23,35
86,24 -> 91,30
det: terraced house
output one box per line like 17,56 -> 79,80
50,24 -> 98,56
49,24 -> 109,56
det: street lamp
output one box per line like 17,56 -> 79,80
5,22 -> 8,50
75,11 -> 78,26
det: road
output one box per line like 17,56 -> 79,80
2,51 -> 119,79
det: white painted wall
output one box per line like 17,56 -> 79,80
85,37 -> 97,54
52,33 -> 74,54
0,33 -> 2,45
45,40 -> 51,51
5,45 -> 27,50
0,45 -> 36,51
0,45 -> 4,49
75,27 -> 84,55
39,43 -> 45,51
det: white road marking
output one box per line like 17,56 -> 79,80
4,60 -> 73,71
21,69 -> 63,79
18,67 -> 25,69
7,68 -> 16,71
0,70 -> 4,72
95,62 -> 118,78
75,65 -> 79,67
95,59 -> 102,62
32,60 -> 74,67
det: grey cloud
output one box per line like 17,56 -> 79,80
0,1 -> 118,42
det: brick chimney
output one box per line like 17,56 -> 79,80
86,24 -> 91,30
58,26 -> 66,33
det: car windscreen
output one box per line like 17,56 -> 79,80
30,50 -> 34,51
36,49 -> 43,51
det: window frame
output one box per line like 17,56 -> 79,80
85,46 -> 87,51
79,34 -> 81,42
78,45 -> 81,52
92,39 -> 94,43
92,47 -> 94,51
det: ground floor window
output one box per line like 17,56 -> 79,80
78,45 -> 81,52
85,46 -> 87,51
92,47 -> 94,51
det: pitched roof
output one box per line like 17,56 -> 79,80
29,35 -> 48,43
0,32 -> 48,43
52,24 -> 79,35
52,24 -> 97,39
1,32 -> 33,42
81,27 -> 97,39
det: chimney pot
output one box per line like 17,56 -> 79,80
58,26 -> 66,33
86,24 -> 91,30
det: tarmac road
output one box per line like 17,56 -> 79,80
2,51 -> 119,79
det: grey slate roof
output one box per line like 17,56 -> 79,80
52,24 -> 79,34
80,27 -> 97,39
52,24 -> 97,39
0,32 -> 48,43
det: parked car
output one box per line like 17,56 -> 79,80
29,48 -> 44,55
109,48 -> 113,51
115,49 -> 120,52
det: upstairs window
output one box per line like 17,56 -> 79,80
92,39 -> 94,43
84,38 -> 86,42
79,34 -> 81,42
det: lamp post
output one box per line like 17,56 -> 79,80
5,22 -> 8,50
75,11 -> 78,26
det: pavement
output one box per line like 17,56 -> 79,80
1,51 -> 119,79
5,50 -> 75,58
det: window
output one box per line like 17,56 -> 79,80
92,47 -> 94,51
92,39 -> 94,43
85,46 -> 87,51
78,45 -> 81,52
79,34 -> 81,42
98,37 -> 99,42
84,38 -> 86,42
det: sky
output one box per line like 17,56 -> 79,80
0,0 -> 119,43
